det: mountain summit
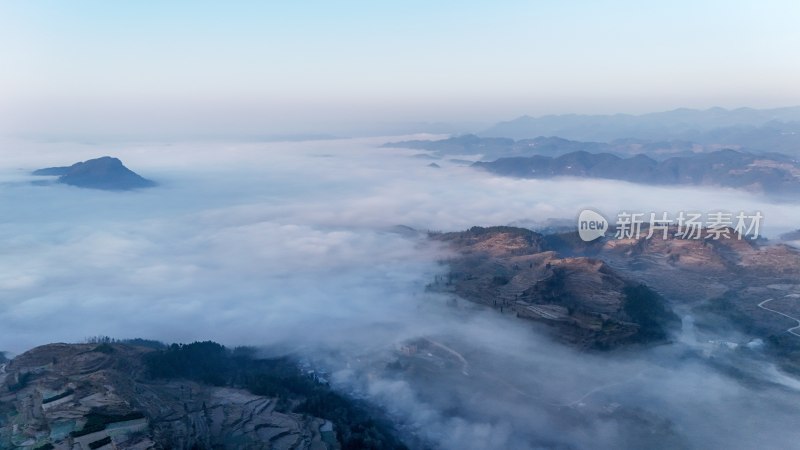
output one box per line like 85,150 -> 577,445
33,156 -> 156,191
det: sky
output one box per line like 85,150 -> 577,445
2,0 -> 800,136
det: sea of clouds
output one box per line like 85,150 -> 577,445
1,136 -> 799,449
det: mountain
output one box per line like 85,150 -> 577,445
472,149 -> 800,195
429,226 -> 679,349
383,134 -> 775,161
544,225 -> 800,371
32,157 -> 156,191
482,106 -> 800,143
0,341 -> 405,450
427,225 -> 800,369
780,229 -> 800,241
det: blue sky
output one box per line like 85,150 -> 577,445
2,0 -> 799,134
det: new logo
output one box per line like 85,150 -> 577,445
578,209 -> 608,242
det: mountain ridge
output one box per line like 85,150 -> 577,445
472,149 -> 800,195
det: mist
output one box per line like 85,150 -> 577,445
1,136 -> 800,448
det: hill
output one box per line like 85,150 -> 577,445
33,157 -> 156,191
0,341 -> 405,450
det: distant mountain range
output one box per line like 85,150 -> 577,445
473,149 -> 800,195
482,106 -> 800,149
384,134 -> 713,160
384,131 -> 800,195
33,156 -> 156,191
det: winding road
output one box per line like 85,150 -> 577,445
423,338 -> 470,375
758,297 -> 800,338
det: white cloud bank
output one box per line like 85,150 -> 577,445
0,136 -> 799,449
